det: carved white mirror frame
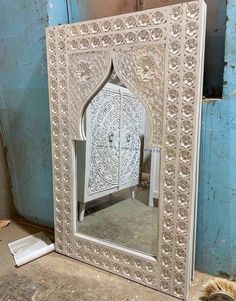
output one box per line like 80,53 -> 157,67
46,1 -> 206,300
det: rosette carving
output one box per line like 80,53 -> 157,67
46,1 -> 206,300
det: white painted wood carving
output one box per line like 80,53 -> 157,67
78,83 -> 145,221
46,1 -> 206,300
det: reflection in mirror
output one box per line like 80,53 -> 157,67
76,69 -> 160,256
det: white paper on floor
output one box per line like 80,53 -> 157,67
8,231 -> 54,267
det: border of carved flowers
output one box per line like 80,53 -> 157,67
46,1 -> 206,300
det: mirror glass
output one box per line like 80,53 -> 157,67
76,69 -> 159,256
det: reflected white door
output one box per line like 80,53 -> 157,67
86,85 -> 121,197
119,89 -> 145,188
86,83 -> 145,199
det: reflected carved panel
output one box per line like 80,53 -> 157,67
120,93 -> 145,186
86,88 -> 121,194
46,1 -> 206,300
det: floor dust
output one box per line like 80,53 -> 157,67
0,221 -> 213,301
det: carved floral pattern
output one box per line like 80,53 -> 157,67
46,1 -> 206,300
85,85 -> 145,195
68,51 -> 112,139
136,56 -> 157,81
113,44 -> 165,147
75,62 -> 92,82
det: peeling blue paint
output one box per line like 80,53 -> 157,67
196,99 -> 236,276
47,0 -> 68,25
0,0 -> 70,227
196,0 -> 236,276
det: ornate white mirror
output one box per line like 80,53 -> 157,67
76,70 -> 159,256
46,1 -> 206,299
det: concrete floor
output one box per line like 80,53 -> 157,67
0,221 -> 213,301
79,198 -> 158,255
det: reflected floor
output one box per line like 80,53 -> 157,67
78,188 -> 158,256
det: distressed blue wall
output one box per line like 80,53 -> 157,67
0,0 -> 235,277
196,0 -> 236,276
0,0 -> 72,227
